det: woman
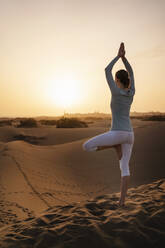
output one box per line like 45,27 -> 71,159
82,42 -> 135,207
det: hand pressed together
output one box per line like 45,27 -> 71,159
118,42 -> 126,58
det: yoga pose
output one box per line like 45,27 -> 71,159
82,42 -> 135,206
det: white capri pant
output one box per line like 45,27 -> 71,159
82,130 -> 134,177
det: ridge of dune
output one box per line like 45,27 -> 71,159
0,178 -> 165,248
0,120 -> 161,146
0,124 -> 108,146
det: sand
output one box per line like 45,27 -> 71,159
0,119 -> 165,247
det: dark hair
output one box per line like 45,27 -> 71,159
115,69 -> 130,88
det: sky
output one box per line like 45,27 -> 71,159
0,0 -> 165,117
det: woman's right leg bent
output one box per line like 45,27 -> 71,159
82,130 -> 128,152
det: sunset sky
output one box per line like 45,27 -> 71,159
0,0 -> 165,117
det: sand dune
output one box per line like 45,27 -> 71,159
0,120 -> 165,247
0,179 -> 165,247
0,119 -> 158,146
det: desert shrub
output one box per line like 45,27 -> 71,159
17,118 -> 38,128
13,134 -> 45,144
130,116 -> 144,120
85,121 -> 94,124
84,116 -> 103,121
141,115 -> 165,121
39,120 -> 57,125
0,120 -> 12,126
56,117 -> 88,128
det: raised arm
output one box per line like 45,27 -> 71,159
105,55 -> 120,94
121,56 -> 135,92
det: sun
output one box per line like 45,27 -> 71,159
46,76 -> 82,109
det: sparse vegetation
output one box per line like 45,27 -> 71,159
56,117 -> 88,128
39,120 -> 57,126
17,118 -> 38,128
140,115 -> 165,121
130,116 -> 145,120
0,113 -> 165,128
0,120 -> 12,126
130,115 -> 165,121
83,116 -> 104,121
13,134 -> 45,144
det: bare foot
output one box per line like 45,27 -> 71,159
118,199 -> 125,207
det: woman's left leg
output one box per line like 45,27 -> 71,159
119,135 -> 134,206
119,143 -> 133,177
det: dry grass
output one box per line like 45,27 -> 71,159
56,117 -> 88,128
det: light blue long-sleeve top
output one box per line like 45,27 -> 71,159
105,55 -> 135,132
